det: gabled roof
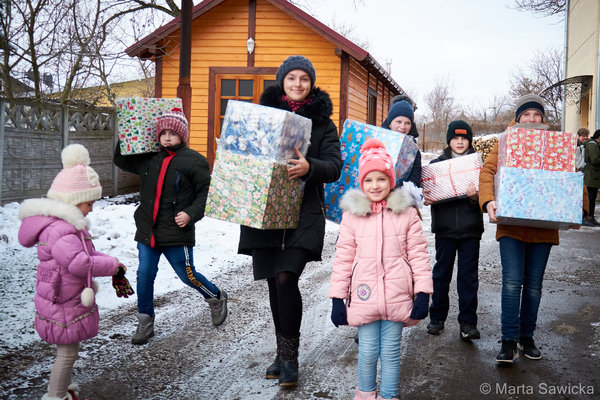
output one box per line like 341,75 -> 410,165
125,0 -> 405,95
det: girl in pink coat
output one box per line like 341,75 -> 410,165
329,138 -> 433,400
18,144 -> 132,400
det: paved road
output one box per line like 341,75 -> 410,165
2,211 -> 599,399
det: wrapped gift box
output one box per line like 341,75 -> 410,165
421,153 -> 483,203
116,97 -> 183,155
494,167 -> 583,230
220,100 -> 312,163
497,126 -> 577,172
324,119 -> 419,223
205,151 -> 304,229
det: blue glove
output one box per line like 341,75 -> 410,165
330,298 -> 348,327
409,292 -> 430,320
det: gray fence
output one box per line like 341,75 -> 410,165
0,99 -> 138,205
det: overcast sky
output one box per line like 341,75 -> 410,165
301,0 -> 564,114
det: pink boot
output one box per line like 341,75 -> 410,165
377,395 -> 399,400
354,388 -> 377,400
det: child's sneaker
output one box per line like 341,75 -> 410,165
205,290 -> 228,326
518,336 -> 542,360
426,320 -> 444,335
496,340 -> 519,364
459,322 -> 481,341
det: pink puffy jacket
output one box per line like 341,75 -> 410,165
18,198 -> 118,345
328,188 -> 433,327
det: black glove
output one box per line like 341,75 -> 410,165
330,298 -> 348,327
112,263 -> 134,298
409,292 -> 430,320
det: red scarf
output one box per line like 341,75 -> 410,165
282,95 -> 312,112
370,200 -> 388,214
150,149 -> 176,247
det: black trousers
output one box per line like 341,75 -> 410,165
429,237 -> 480,326
587,186 -> 598,219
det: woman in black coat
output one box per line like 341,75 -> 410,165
238,55 -> 342,386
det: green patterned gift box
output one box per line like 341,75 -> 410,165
205,151 -> 304,229
116,97 -> 183,155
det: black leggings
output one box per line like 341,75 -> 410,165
587,186 -> 598,218
267,271 -> 302,337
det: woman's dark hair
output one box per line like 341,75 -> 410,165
592,129 -> 600,140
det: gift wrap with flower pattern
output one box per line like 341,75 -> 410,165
205,151 -> 304,229
494,166 -> 583,230
324,119 -> 419,223
117,97 -> 183,155
205,102 -> 311,229
497,127 -> 577,172
219,100 -> 312,162
420,153 -> 483,203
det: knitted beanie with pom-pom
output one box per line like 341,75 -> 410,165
47,144 -> 102,205
157,107 -> 189,143
358,138 -> 396,191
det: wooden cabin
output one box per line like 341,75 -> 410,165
126,0 -> 411,165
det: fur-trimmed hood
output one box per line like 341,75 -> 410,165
18,197 -> 89,239
260,85 -> 333,124
340,187 -> 416,217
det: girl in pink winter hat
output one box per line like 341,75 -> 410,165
18,144 -> 132,400
328,138 -> 433,400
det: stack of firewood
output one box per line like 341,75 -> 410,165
472,136 -> 498,162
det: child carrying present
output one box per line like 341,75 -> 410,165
18,144 -> 132,400
114,107 -> 228,345
329,138 -> 433,400
423,120 -> 484,341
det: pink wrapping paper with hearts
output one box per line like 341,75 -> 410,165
497,127 -> 577,172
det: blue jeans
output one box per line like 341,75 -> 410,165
499,237 -> 552,341
357,320 -> 404,399
137,242 -> 219,316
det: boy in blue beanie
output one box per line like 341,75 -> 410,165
382,98 -> 422,190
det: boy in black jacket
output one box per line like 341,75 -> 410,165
114,107 -> 228,345
423,120 -> 484,341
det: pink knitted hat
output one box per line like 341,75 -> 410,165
358,138 -> 396,191
47,144 -> 102,205
156,107 -> 189,143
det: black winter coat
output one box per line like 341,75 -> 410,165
429,147 -> 484,240
238,86 -> 342,262
113,142 -> 211,247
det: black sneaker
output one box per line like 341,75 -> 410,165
427,320 -> 444,335
518,337 -> 542,360
459,322 -> 481,341
582,218 -> 596,227
496,340 -> 519,364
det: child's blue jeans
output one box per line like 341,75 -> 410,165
136,242 -> 219,316
499,237 -> 552,341
357,320 -> 404,399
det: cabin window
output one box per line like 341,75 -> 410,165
367,88 -> 377,125
216,75 -> 277,138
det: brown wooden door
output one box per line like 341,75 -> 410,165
214,74 -> 277,141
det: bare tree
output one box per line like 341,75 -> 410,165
513,0 -> 566,16
509,47 -> 563,124
424,77 -> 459,142
0,0 -> 176,103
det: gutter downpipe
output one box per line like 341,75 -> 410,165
596,1 -> 600,130
562,0 -> 569,132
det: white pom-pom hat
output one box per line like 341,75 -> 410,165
47,144 -> 102,205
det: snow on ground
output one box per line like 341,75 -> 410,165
0,193 -> 249,356
0,151 -> 435,356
